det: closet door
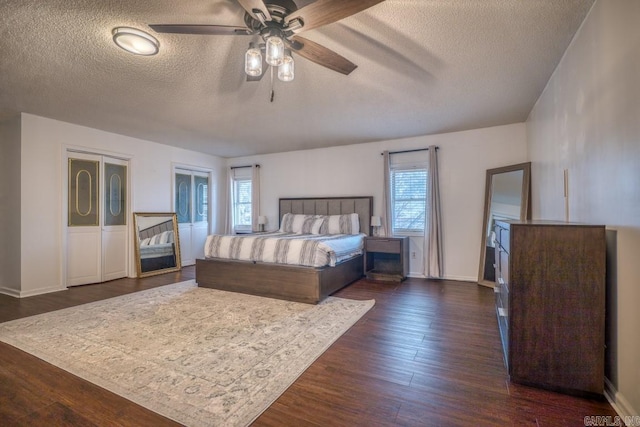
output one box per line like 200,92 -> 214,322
67,153 -> 129,286
67,153 -> 102,286
175,172 -> 193,265
102,159 -> 128,281
175,169 -> 210,266
192,173 -> 209,260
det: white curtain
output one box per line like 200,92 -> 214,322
424,145 -> 443,278
380,150 -> 392,237
251,165 -> 261,232
224,167 -> 234,234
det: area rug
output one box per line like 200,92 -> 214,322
0,280 -> 374,426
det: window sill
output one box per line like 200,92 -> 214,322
392,231 -> 425,238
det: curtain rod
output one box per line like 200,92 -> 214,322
380,147 -> 438,155
230,164 -> 260,170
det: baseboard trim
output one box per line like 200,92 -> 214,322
18,285 -> 68,298
604,377 -> 639,423
0,287 -> 21,298
407,273 -> 476,282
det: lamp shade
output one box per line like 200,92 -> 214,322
265,35 -> 284,66
278,53 -> 294,82
371,216 -> 382,227
245,43 -> 262,76
258,216 -> 267,225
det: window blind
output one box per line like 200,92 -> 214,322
391,168 -> 428,233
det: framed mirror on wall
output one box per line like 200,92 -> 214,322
133,212 -> 182,278
478,162 -> 531,287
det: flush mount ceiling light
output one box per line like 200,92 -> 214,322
112,27 -> 159,56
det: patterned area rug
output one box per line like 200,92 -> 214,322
0,280 -> 374,426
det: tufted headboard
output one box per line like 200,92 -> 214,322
279,196 -> 373,236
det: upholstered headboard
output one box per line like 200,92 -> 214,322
138,220 -> 174,240
279,196 -> 373,236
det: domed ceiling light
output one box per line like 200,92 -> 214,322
112,27 -> 159,56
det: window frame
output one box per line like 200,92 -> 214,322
390,165 -> 428,237
232,177 -> 252,233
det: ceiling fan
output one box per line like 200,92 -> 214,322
149,0 -> 385,81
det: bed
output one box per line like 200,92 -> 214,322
196,196 -> 373,304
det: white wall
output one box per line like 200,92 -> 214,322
17,113 -> 226,297
527,0 -> 640,417
229,123 -> 527,281
0,116 -> 22,296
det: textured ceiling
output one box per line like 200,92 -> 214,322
0,0 -> 594,158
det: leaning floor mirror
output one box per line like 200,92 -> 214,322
478,162 -> 531,287
133,212 -> 182,278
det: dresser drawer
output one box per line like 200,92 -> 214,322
366,239 -> 401,254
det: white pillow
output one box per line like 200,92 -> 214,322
301,215 -> 326,234
320,213 -> 360,235
280,213 -> 311,233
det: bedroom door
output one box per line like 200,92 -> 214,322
66,153 -> 129,286
175,169 -> 210,266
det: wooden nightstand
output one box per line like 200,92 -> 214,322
364,236 -> 409,282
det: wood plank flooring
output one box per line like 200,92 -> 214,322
0,268 -> 617,426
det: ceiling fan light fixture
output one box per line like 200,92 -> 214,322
278,52 -> 294,82
112,27 -> 159,56
265,35 -> 285,66
245,43 -> 263,77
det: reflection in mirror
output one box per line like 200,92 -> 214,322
133,212 -> 182,278
478,163 -> 531,287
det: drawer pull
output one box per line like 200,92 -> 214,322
498,307 -> 507,317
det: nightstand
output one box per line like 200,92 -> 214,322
364,236 -> 409,282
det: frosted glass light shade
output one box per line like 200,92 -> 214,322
112,27 -> 159,56
245,45 -> 262,76
278,54 -> 294,82
265,36 -> 284,66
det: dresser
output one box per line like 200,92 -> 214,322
494,220 -> 606,397
364,236 -> 409,282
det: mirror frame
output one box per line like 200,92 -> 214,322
133,212 -> 182,278
477,162 -> 531,287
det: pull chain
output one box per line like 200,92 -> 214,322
270,66 -> 275,103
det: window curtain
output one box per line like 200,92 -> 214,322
251,165 -> 261,232
424,145 -> 443,278
380,150 -> 392,237
224,167 -> 234,234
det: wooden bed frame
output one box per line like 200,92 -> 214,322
196,196 -> 373,304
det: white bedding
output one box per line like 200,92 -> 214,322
204,232 -> 365,268
139,230 -> 175,259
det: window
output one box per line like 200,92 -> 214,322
232,178 -> 252,232
391,167 -> 428,234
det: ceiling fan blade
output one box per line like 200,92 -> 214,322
285,0 -> 384,33
149,24 -> 252,35
290,36 -> 357,75
237,0 -> 272,21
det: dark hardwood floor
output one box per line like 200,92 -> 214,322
0,268 -> 616,426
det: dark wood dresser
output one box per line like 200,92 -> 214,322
493,220 -> 606,397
